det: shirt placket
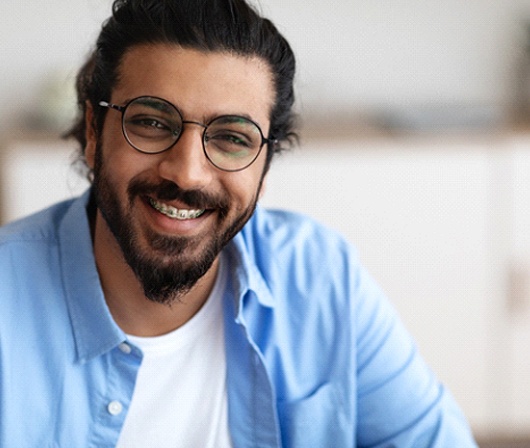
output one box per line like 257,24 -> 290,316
224,287 -> 282,448
88,342 -> 142,447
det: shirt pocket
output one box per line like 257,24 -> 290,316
277,382 -> 350,447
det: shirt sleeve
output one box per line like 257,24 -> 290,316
353,263 -> 478,448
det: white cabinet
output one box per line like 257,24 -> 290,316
497,137 -> 530,433
2,133 -> 530,438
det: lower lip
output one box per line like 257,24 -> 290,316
141,197 -> 212,234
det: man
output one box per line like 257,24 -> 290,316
0,0 -> 477,446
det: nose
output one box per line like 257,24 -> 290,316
156,124 -> 213,190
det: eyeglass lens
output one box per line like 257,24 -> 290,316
122,97 -> 263,171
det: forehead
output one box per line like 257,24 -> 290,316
112,44 -> 275,127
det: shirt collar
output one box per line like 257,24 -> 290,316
59,190 -> 125,363
225,210 -> 276,311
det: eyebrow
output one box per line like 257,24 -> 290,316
123,96 -> 264,128
131,97 -> 176,114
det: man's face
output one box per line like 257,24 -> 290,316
85,44 -> 274,304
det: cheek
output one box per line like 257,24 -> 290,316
100,134 -> 148,180
233,166 -> 267,204
94,145 -> 133,200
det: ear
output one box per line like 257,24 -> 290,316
84,101 -> 97,170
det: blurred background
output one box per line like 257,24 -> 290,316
3,1 -> 530,445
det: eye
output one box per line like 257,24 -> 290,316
207,131 -> 252,147
125,115 -> 179,140
135,118 -> 167,129
127,115 -> 170,130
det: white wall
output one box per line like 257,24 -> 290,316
0,0 -> 109,130
262,0 -> 530,112
3,1 -> 530,131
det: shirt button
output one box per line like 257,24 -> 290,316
107,401 -> 123,416
118,342 -> 132,354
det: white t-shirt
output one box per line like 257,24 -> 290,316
116,258 -> 232,448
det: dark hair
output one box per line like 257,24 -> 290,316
66,0 -> 297,177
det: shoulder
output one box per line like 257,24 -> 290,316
236,206 -> 394,326
0,198 -> 76,250
0,199 -> 79,328
242,206 -> 357,262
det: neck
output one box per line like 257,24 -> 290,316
92,209 -> 219,337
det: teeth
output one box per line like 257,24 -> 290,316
149,198 -> 205,220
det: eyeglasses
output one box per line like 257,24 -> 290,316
98,96 -> 276,172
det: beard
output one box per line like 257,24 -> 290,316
91,144 -> 262,305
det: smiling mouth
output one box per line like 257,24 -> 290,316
148,197 -> 206,220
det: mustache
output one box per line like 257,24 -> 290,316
128,179 -> 230,211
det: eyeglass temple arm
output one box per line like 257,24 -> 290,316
98,101 -> 125,112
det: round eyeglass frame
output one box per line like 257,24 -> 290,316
98,96 -> 277,172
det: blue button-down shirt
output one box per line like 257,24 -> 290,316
0,191 -> 477,447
